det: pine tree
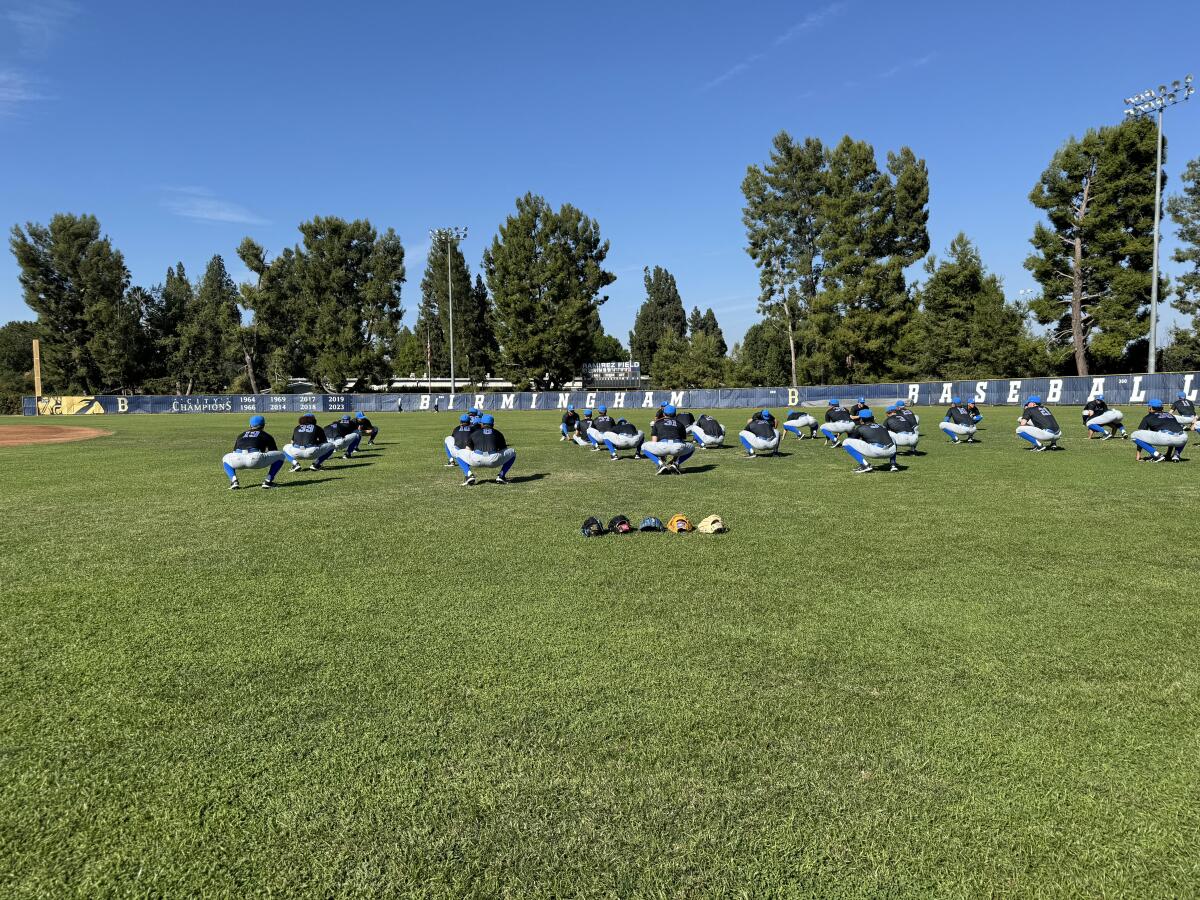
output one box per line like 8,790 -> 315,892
1166,155 -> 1200,366
1026,117 -> 1160,375
628,266 -> 687,374
700,309 -> 727,357
178,255 -> 242,392
10,213 -> 132,392
483,193 -> 615,388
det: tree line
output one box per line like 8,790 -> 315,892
6,116 -> 1200,407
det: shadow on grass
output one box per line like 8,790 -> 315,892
682,464 -> 718,474
324,462 -> 373,470
272,477 -> 341,488
507,473 -> 547,483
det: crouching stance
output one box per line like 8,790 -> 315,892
325,415 -> 363,458
354,411 -> 379,445
689,413 -> 726,448
1172,392 -> 1197,429
1016,396 -> 1062,451
444,414 -> 477,466
571,409 -> 595,446
587,405 -> 617,453
783,409 -> 819,440
283,414 -> 336,472
456,414 -> 516,485
820,399 -> 855,446
560,405 -> 580,441
885,404 -> 919,453
1083,395 -> 1127,439
940,397 -> 978,444
739,409 -> 781,457
223,415 -> 285,489
1132,399 -> 1188,462
842,410 -> 899,474
602,418 -> 645,460
642,404 -> 696,474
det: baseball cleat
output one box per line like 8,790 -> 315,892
495,475 -> 509,484
853,464 -> 872,474
261,480 -> 274,489
609,454 -> 618,461
290,462 -> 302,472
655,464 -> 668,475
462,474 -> 477,486
310,463 -> 323,471
889,464 -> 900,472
229,480 -> 240,490
1151,454 -> 1166,463
443,461 -> 458,467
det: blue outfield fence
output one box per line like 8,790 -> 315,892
21,371 -> 1200,416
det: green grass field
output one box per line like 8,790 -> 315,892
2,409 -> 1199,898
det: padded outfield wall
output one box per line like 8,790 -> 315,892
21,371 -> 1200,416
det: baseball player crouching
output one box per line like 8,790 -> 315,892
455,414 -> 516,485
642,404 -> 695,474
1172,392 -> 1197,429
783,409 -> 819,440
283,414 -> 336,472
939,397 -> 978,444
820,399 -> 855,446
689,413 -> 726,448
1082,394 -> 1127,439
443,414 -> 477,466
587,405 -> 617,452
842,409 -> 899,473
222,415 -> 286,490
325,415 -> 363,458
1015,396 -> 1063,451
601,417 -> 645,460
884,404 -> 919,453
1131,399 -> 1188,462
739,409 -> 781,457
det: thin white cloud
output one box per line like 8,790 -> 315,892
0,69 -> 44,116
161,187 -> 270,226
880,52 -> 935,80
703,2 -> 848,91
6,0 -> 78,56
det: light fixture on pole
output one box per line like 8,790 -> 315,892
1123,74 -> 1194,374
429,226 -> 468,396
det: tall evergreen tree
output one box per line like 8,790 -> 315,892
688,306 -> 728,357
483,193 -> 615,389
178,255 -> 242,392
1025,117 -> 1160,375
419,240 -> 494,383
628,266 -> 686,373
1166,155 -> 1200,365
728,320 -> 791,387
142,263 -> 193,392
10,213 -> 132,392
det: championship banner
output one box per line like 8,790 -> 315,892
21,371 -> 1200,415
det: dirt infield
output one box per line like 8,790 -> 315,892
0,425 -> 112,447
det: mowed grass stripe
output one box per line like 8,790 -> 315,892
1,409 -> 1198,897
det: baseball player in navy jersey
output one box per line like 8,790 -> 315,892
850,397 -> 871,421
455,414 -> 516,485
1172,392 -> 1197,428
642,404 -> 696,474
587,405 -> 617,452
689,413 -> 726,448
444,413 -> 477,466
842,410 -> 899,474
940,397 -> 978,443
600,417 -> 645,460
222,415 -> 286,489
884,404 -> 919,453
283,414 -> 336,472
1015,397 -> 1063,451
354,411 -> 379,445
783,409 -> 819,440
560,404 -> 580,441
738,409 -> 781,457
819,400 -> 855,446
1131,399 -> 1188,462
1081,394 -> 1126,439
572,409 -> 594,446
966,400 -> 983,423
325,415 -> 363,458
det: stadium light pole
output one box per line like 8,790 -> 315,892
430,226 -> 468,396
1123,75 -> 1194,374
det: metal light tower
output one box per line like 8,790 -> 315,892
429,226 -> 468,395
1124,75 -> 1194,373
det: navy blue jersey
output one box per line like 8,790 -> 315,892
946,405 -> 973,425
1022,406 -> 1060,431
698,415 -> 723,437
849,422 -> 894,446
1139,411 -> 1185,433
562,410 -> 580,427
290,423 -> 327,447
745,418 -> 776,439
675,412 -> 696,428
593,415 -> 616,432
233,429 -> 277,452
1084,399 -> 1108,415
885,413 -> 914,433
468,426 -> 507,453
1173,398 -> 1196,416
613,421 -> 640,437
450,423 -> 476,448
355,417 -> 375,431
651,417 -> 687,441
825,406 -> 852,423
326,420 -> 357,438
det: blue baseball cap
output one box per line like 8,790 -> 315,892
1027,396 -> 1041,405
858,396 -> 866,403
886,404 -> 897,413
896,400 -> 906,407
1095,394 -> 1104,400
356,411 -> 365,419
598,404 -> 607,413
1179,391 -> 1187,399
1150,398 -> 1164,408
663,404 -> 677,415
459,414 -> 469,422
828,398 -> 838,406
469,406 -> 480,414
249,415 -> 264,427
859,408 -> 874,419
567,404 -> 575,411
583,408 -> 592,416
341,415 -> 351,422
760,408 -> 771,418
952,396 -> 962,404
481,414 -> 494,425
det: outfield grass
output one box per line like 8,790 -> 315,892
1,408 -> 1198,898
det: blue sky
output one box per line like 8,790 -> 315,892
2,0 -> 1199,348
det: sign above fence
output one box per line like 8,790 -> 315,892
22,371 -> 1200,415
